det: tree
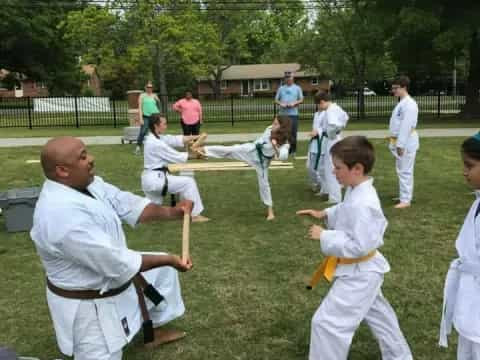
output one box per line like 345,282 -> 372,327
377,0 -> 480,117
0,0 -> 82,93
296,1 -> 395,115
62,0 -> 219,98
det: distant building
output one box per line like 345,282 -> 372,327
0,65 -> 100,97
197,63 -> 330,97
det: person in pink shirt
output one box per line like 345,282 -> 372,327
172,90 -> 203,135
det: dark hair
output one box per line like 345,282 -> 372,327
314,90 -> 331,104
461,133 -> 480,160
392,75 -> 410,89
330,136 -> 375,174
272,115 -> 292,145
185,90 -> 193,94
148,113 -> 166,139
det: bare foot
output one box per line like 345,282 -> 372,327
394,202 -> 411,209
192,215 -> 210,223
144,328 -> 186,348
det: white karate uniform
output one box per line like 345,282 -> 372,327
388,95 -> 419,203
439,191 -> 480,359
307,111 -> 326,192
310,178 -> 412,360
142,133 -> 204,216
204,126 -> 289,207
307,103 -> 349,203
30,177 -> 185,359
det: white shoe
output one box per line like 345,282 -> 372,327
134,146 -> 141,155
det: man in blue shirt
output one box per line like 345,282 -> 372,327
275,71 -> 304,156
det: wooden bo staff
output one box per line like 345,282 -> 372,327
182,211 -> 190,262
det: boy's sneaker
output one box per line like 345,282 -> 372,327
134,146 -> 141,155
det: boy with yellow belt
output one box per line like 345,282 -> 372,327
297,136 -> 412,360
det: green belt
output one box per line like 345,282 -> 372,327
310,133 -> 326,170
255,142 -> 273,177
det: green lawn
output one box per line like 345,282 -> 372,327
0,138 -> 471,359
0,115 -> 479,138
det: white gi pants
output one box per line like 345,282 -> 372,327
141,170 -> 204,216
309,272 -> 412,360
458,335 -> 480,360
307,152 -> 326,193
322,151 -> 342,204
71,266 -> 184,360
390,147 -> 417,204
205,144 -> 273,207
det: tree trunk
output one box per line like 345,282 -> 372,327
462,29 -> 480,118
154,44 -> 168,113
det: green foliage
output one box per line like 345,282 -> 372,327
0,0 -> 81,93
296,1 -> 396,87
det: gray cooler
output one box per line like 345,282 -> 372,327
121,126 -> 140,144
0,187 -> 40,232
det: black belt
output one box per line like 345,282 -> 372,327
152,167 -> 169,196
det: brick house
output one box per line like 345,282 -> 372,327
0,69 -> 48,97
197,63 -> 330,97
0,65 -> 100,97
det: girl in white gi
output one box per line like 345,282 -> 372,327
297,136 -> 412,360
194,116 -> 291,221
142,114 -> 210,223
307,91 -> 349,203
439,132 -> 480,359
388,75 -> 419,209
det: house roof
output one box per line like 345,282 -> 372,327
199,63 -> 319,81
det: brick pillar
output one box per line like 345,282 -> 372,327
126,90 -> 142,126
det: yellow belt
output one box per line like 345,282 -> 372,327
307,250 -> 377,289
388,129 -> 417,146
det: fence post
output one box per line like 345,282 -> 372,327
230,94 -> 234,126
27,97 -> 32,129
437,90 -> 441,118
112,98 -> 117,128
356,89 -> 361,121
74,96 -> 80,128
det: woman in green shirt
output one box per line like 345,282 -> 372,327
135,81 -> 161,154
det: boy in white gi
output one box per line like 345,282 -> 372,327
142,114 -> 209,223
388,75 -> 419,209
194,116 -> 291,221
439,132 -> 480,359
297,136 -> 412,360
307,91 -> 349,203
31,137 -> 193,360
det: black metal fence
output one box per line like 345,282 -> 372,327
0,93 -> 466,128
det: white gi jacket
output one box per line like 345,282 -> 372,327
320,178 -> 390,277
30,177 -> 166,355
440,191 -> 480,347
308,111 -> 324,155
309,104 -> 349,156
143,133 -> 187,170
389,95 -> 419,152
254,126 -> 289,161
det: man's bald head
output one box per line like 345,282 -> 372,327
40,137 -> 95,189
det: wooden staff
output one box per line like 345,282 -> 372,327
182,211 -> 190,262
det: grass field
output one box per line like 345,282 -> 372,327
0,138 -> 473,359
